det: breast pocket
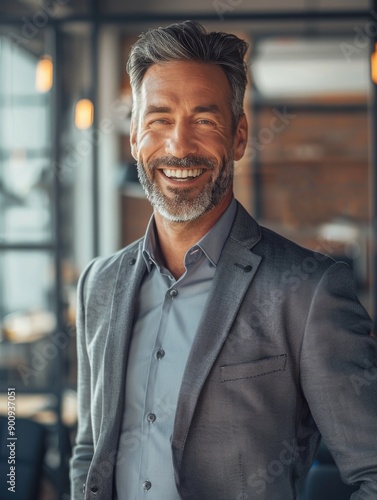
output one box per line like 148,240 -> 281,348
220,354 -> 287,382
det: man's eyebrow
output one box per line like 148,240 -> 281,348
144,104 -> 222,116
193,104 -> 221,114
145,105 -> 171,116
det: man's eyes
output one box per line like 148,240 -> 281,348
197,119 -> 215,125
150,118 -> 170,124
148,118 -> 215,126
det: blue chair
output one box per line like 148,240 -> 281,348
300,439 -> 358,500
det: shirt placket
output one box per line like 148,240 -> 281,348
138,269 -> 179,496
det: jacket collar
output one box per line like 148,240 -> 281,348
172,201 -> 263,480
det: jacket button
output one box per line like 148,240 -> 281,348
147,413 -> 156,423
143,480 -> 152,490
129,258 -> 136,266
91,485 -> 99,493
156,348 -> 165,360
244,265 -> 252,272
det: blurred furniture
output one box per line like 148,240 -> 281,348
300,439 -> 358,500
0,416 -> 46,500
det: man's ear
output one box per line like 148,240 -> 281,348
130,118 -> 138,161
233,113 -> 248,161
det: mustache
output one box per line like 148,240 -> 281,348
146,155 -> 216,170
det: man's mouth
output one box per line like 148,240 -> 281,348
162,168 -> 204,181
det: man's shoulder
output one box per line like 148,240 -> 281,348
78,237 -> 144,290
260,224 -> 330,259
94,237 -> 143,268
233,202 -> 335,271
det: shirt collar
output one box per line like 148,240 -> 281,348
195,197 -> 237,266
142,198 -> 237,271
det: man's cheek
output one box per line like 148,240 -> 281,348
139,134 -> 165,160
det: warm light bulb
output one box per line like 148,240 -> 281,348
75,98 -> 94,129
35,56 -> 53,93
372,43 -> 377,85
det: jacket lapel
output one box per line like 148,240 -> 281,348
172,204 -> 263,470
93,242 -> 146,475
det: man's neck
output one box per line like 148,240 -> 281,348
154,191 -> 233,280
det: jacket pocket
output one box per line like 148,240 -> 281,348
220,354 -> 287,382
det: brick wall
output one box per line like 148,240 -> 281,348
254,105 -> 370,228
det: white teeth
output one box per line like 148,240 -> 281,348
162,168 -> 203,179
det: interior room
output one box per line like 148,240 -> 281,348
0,1 -> 376,498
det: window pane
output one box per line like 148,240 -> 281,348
0,251 -> 57,388
0,162 -> 53,243
1,105 -> 50,150
0,34 -> 53,244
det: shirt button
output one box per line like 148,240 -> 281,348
147,413 -> 156,423
156,348 -> 165,360
169,288 -> 178,298
143,480 -> 152,491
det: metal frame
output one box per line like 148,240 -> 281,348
371,0 -> 377,325
0,9 -> 372,25
51,23 -> 67,496
91,0 -> 100,257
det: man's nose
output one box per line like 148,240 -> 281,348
165,122 -> 197,159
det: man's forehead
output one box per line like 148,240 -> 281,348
140,61 -> 229,89
135,61 -> 232,109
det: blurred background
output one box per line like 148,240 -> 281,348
0,0 -> 376,498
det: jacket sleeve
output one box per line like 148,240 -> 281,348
300,261 -> 377,499
70,259 -> 97,499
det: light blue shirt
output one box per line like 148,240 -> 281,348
114,199 -> 237,499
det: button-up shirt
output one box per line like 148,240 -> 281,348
114,198 -> 237,499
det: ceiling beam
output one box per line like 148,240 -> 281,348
0,9 -> 372,25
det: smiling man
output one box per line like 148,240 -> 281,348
70,21 -> 377,500
132,59 -> 246,278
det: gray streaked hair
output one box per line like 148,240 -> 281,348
126,20 -> 249,130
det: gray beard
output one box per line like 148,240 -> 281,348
137,153 -> 234,222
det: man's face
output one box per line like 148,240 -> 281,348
130,61 -> 247,222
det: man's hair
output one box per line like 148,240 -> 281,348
126,20 -> 249,128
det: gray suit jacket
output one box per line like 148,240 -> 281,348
70,202 -> 377,499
